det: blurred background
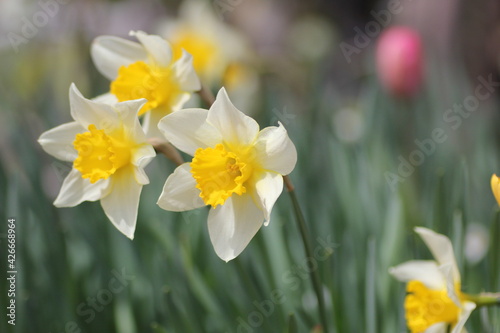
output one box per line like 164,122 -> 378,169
1,0 -> 500,332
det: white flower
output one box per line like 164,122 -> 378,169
157,0 -> 260,113
90,30 -> 201,138
157,87 -> 297,261
389,227 -> 476,333
158,0 -> 249,86
38,83 -> 156,239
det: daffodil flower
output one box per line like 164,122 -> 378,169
389,227 -> 476,333
38,84 -> 156,239
159,0 -> 249,86
156,87 -> 297,261
157,0 -> 261,112
491,174 -> 500,205
91,30 -> 201,138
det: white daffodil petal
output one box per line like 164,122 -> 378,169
250,171 -> 283,225
157,163 -> 205,212
207,194 -> 264,262
114,98 -> 147,122
170,92 -> 192,112
92,92 -> 119,104
113,98 -> 149,141
425,322 -> 447,333
415,227 -> 461,284
179,0 -> 214,26
158,108 -> 221,155
130,142 -> 155,186
254,122 -> 297,175
143,109 -> 171,139
134,166 -> 150,185
388,260 -> 445,290
91,35 -> 148,80
69,84 -> 119,131
130,30 -> 172,67
54,169 -> 110,207
451,301 -> 476,333
172,50 -> 201,92
207,87 -> 259,147
141,94 -> 193,139
132,144 -> 156,169
100,167 -> 142,239
439,264 -> 461,307
38,122 -> 84,162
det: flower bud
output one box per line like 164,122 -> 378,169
376,26 -> 423,98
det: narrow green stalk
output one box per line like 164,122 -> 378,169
287,313 -> 298,333
464,292 -> 500,307
284,175 -> 329,333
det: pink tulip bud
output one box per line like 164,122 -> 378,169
376,26 -> 423,98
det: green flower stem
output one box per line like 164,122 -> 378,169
284,175 -> 329,333
464,292 -> 500,307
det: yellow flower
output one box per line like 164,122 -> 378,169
389,227 -> 476,333
91,30 -> 201,138
491,174 -> 500,205
38,84 -> 155,239
156,88 -> 297,261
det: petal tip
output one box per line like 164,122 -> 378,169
69,83 -> 85,104
217,86 -> 229,98
219,253 -> 235,262
53,197 -> 69,208
491,174 -> 500,205
414,226 -> 429,235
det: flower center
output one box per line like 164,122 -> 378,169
223,62 -> 249,90
73,124 -> 132,183
111,61 -> 181,115
405,280 -> 461,333
172,29 -> 220,78
190,144 -> 253,207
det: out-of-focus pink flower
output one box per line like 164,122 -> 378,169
376,26 -> 423,98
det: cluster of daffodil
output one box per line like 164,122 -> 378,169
38,30 -> 297,262
388,176 -> 500,333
